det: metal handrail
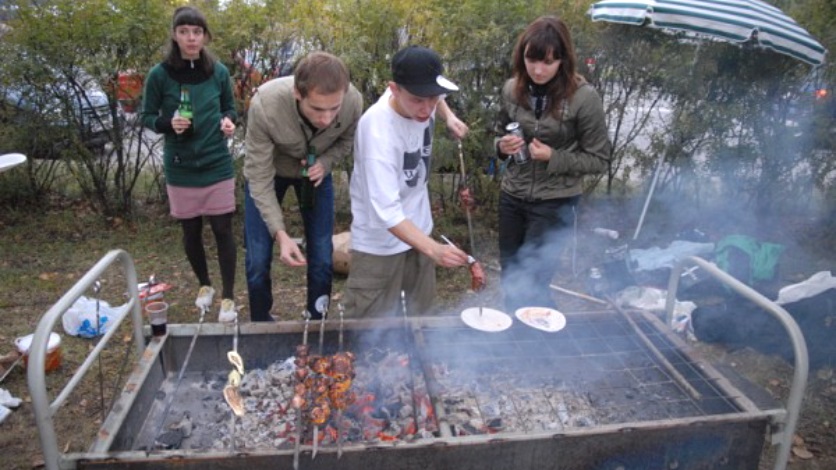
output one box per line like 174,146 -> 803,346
666,256 -> 808,470
27,249 -> 145,470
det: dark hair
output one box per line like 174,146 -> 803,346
293,52 -> 350,97
511,16 -> 581,119
164,6 -> 216,75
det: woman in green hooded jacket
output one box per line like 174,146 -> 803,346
141,6 -> 238,322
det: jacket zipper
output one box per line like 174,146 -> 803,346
528,120 -> 541,201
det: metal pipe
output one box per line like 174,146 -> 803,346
665,256 -> 808,470
549,283 -> 608,305
28,249 -> 144,470
633,152 -> 665,240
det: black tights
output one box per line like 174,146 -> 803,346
181,213 -> 236,300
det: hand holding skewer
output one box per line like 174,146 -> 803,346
441,235 -> 486,291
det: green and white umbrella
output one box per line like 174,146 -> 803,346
589,0 -> 826,65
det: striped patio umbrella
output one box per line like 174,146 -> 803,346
588,0 -> 826,65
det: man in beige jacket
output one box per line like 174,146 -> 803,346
243,52 -> 363,321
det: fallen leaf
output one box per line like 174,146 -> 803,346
793,434 -> 805,446
31,455 -> 44,468
792,446 -> 814,460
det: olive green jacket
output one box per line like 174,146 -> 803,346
495,78 -> 611,201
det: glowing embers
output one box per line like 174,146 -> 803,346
200,346 -> 435,450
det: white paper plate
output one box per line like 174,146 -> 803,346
0,153 -> 27,173
515,307 -> 567,333
461,307 -> 512,332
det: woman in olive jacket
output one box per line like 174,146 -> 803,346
494,16 -> 611,313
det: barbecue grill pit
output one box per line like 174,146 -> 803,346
57,311 -> 778,470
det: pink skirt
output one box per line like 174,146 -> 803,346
167,178 -> 235,219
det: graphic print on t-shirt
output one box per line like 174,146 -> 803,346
403,118 -> 433,188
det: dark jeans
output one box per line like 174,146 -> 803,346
244,176 -> 334,321
498,192 -> 579,313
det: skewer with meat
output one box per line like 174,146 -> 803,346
468,258 -> 486,291
440,235 -> 486,292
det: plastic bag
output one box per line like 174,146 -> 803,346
61,296 -> 119,338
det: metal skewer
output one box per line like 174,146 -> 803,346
336,303 -> 345,459
400,291 -> 421,439
292,314 -> 310,470
93,281 -> 106,422
149,302 -> 208,452
312,296 -> 329,460
440,235 -> 476,265
228,309 -> 240,450
457,140 -> 477,255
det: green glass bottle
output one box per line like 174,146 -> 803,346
178,87 -> 193,136
300,146 -> 316,210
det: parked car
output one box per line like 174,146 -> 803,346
0,64 -> 119,157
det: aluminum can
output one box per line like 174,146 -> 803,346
505,122 -> 530,164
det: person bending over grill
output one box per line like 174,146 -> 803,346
344,45 -> 470,318
494,16 -> 611,313
243,52 -> 363,321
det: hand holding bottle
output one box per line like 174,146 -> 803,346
175,87 -> 193,135
305,160 -> 326,186
172,111 -> 192,134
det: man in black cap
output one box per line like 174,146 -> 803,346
343,45 -> 470,317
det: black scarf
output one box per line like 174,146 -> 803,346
529,83 -> 549,120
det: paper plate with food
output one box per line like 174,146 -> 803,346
515,307 -> 567,333
461,307 -> 512,332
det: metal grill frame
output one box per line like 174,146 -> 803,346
73,315 -> 780,470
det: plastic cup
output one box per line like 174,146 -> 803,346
145,301 -> 169,337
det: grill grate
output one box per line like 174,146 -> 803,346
416,311 -> 740,436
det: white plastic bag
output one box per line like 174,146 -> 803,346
61,296 -> 119,338
775,271 -> 836,305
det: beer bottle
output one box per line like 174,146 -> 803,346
178,87 -> 193,136
299,146 -> 316,210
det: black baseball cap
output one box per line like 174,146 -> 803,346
391,46 -> 459,97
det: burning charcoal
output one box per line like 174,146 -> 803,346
291,394 -> 306,410
155,429 -> 183,450
365,348 -> 388,363
486,417 -> 502,431
370,406 -> 391,420
169,412 -> 193,438
398,403 -> 413,420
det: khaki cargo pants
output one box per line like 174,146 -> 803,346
342,249 -> 436,318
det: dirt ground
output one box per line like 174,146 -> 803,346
0,195 -> 833,469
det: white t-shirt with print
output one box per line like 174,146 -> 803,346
350,90 -> 435,256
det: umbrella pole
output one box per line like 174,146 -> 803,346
633,152 -> 665,241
